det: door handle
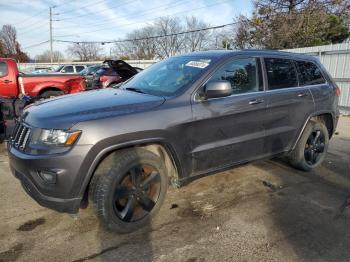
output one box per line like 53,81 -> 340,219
249,99 -> 264,105
297,92 -> 308,97
3,80 -> 12,84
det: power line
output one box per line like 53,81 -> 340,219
58,0 -> 136,21
12,9 -> 47,26
56,0 -> 108,15
18,22 -> 48,36
15,2 -> 61,32
52,0 -> 79,9
54,0 -> 189,30
54,22 -> 238,44
54,0 -> 232,37
22,40 -> 49,50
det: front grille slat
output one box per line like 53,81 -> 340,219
16,127 -> 26,146
13,125 -> 23,144
11,121 -> 20,138
21,129 -> 31,149
11,122 -> 31,152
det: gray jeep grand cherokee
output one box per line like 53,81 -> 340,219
8,50 -> 340,232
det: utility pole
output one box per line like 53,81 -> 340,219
49,7 -> 53,63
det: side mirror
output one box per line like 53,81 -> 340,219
204,80 -> 232,100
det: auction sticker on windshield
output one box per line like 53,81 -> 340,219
185,60 -> 211,69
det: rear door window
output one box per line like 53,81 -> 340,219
0,62 -> 8,77
75,66 -> 85,72
265,58 -> 298,90
296,61 -> 326,86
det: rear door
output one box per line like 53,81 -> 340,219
263,57 -> 314,155
191,57 -> 267,174
295,60 -> 330,113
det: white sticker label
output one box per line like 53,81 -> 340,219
185,60 -> 210,69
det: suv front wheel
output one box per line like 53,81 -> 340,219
89,148 -> 168,233
288,119 -> 329,171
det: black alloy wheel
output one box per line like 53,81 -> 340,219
113,164 -> 161,222
288,120 -> 329,171
90,148 -> 168,232
304,130 -> 326,166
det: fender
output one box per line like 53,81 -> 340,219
291,110 -> 336,151
30,81 -> 66,96
76,137 -> 182,199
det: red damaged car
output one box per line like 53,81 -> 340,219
90,60 -> 142,89
0,58 -> 86,98
0,58 -> 86,140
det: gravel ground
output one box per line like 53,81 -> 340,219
0,117 -> 350,262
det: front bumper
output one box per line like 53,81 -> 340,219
8,143 -> 93,214
11,166 -> 82,213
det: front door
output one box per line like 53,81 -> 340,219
190,57 -> 267,174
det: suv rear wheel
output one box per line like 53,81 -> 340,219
89,148 -> 168,233
288,120 -> 329,171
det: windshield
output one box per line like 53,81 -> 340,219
80,65 -> 100,75
53,65 -> 64,72
122,56 -> 214,96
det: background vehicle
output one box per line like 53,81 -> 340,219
80,64 -> 106,90
0,58 -> 86,140
79,65 -> 103,76
8,50 -> 340,233
91,60 -> 140,89
54,64 -> 87,74
31,67 -> 53,74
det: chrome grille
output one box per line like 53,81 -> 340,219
11,122 -> 31,151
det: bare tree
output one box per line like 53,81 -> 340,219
0,24 -> 18,55
183,16 -> 211,52
115,16 -> 213,59
115,25 -> 158,60
66,43 -> 102,61
35,50 -> 64,62
154,17 -> 185,58
0,24 -> 29,61
0,40 -> 5,57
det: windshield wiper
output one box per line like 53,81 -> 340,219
124,87 -> 146,94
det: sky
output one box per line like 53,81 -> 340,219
0,0 -> 253,58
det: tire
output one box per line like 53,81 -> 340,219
40,90 -> 64,99
288,120 -> 329,171
89,148 -> 168,233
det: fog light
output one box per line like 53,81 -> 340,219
38,171 -> 57,184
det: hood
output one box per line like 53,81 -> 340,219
23,88 -> 165,129
104,60 -> 138,79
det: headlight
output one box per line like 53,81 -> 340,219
38,129 -> 81,146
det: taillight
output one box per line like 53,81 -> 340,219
335,86 -> 341,97
100,75 -> 108,82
